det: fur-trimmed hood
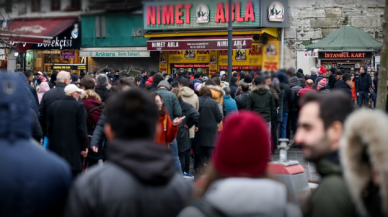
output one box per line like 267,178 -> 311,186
206,85 -> 225,95
251,85 -> 270,92
340,109 -> 388,217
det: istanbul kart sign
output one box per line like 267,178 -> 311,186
143,0 -> 289,30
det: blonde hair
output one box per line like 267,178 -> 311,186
171,88 -> 182,99
81,89 -> 101,100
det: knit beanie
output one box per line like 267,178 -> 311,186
318,78 -> 327,90
157,80 -> 171,90
212,111 -> 270,177
318,65 -> 327,75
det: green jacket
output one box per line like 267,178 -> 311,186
246,85 -> 276,122
157,89 -> 182,120
306,158 -> 356,217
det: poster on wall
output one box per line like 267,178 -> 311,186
262,39 -> 280,71
26,51 -> 34,70
159,52 -> 168,72
218,43 -> 262,71
168,50 -> 218,74
0,49 -> 5,61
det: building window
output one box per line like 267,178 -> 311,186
18,2 -> 27,15
71,0 -> 81,10
51,0 -> 60,11
31,0 -> 41,12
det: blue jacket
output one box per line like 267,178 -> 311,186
0,73 -> 72,217
223,94 -> 238,116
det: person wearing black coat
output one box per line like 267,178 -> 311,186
0,72 -> 72,217
49,71 -> 58,89
356,67 -> 372,107
235,83 -> 250,110
334,73 -> 353,100
48,84 -> 88,178
229,77 -> 238,99
95,74 -> 111,103
193,86 -> 223,171
328,68 -> 337,89
277,72 -> 291,139
175,95 -> 199,176
31,108 -> 43,143
39,71 -> 70,136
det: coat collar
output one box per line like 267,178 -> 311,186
56,82 -> 66,88
206,85 -> 225,95
251,85 -> 270,92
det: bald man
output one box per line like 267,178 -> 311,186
39,71 -> 71,137
298,79 -> 316,99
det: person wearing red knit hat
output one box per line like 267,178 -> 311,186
314,65 -> 327,88
178,111 -> 302,217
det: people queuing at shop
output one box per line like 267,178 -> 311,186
2,65 -> 388,217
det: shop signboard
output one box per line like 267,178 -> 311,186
147,37 -> 252,51
61,52 -> 75,59
26,51 -> 33,70
80,51 -> 150,57
0,49 -> 5,60
318,52 -> 373,59
143,0 -> 288,30
218,43 -> 262,71
30,23 -> 81,50
159,53 -> 168,72
51,64 -> 86,70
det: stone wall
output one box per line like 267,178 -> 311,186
287,0 -> 385,67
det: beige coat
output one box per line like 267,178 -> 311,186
181,86 -> 199,139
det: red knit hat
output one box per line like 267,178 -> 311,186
318,65 -> 327,74
212,111 -> 270,178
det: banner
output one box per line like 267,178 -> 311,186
218,43 -> 262,71
159,52 -> 168,72
262,38 -> 279,71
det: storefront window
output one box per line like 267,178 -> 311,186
31,0 -> 41,12
51,0 -> 60,11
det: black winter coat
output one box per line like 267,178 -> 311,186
229,83 -> 238,99
48,96 -> 88,171
311,74 -> 318,83
64,140 -> 192,217
235,92 -> 249,110
176,99 -> 199,153
39,82 -> 67,136
290,85 -> 302,112
356,73 -> 372,93
328,75 -> 336,89
246,85 -> 276,122
95,86 -> 110,103
334,80 -> 352,99
194,96 -> 223,148
31,109 -> 43,143
279,82 -> 291,113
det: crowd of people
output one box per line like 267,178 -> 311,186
0,65 -> 387,217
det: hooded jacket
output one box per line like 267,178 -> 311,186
64,140 -> 193,217
306,153 -> 356,217
0,73 -> 72,217
178,178 -> 302,217
181,86 -> 199,139
206,85 -> 225,131
340,110 -> 388,217
246,85 -> 276,122
38,81 -> 50,103
223,94 -> 238,116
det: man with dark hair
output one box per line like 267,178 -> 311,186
149,73 -> 164,92
356,66 -> 372,107
229,77 -> 238,99
81,75 -> 96,90
246,76 -> 276,136
328,68 -> 336,89
294,91 -> 355,217
235,83 -> 249,110
334,73 -> 353,99
189,72 -> 202,86
24,71 -> 39,106
64,89 -> 192,217
139,70 -> 148,87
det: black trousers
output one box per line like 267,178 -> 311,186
289,111 -> 299,136
179,150 -> 191,173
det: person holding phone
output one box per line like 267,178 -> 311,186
154,93 -> 184,147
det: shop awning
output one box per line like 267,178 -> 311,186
147,35 -> 253,51
0,17 -> 78,44
144,28 -> 279,38
80,47 -> 150,57
306,25 -> 382,51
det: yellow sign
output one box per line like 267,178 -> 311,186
76,65 -> 86,70
168,50 -> 217,63
218,43 -> 262,71
262,38 -> 280,71
52,66 -> 72,70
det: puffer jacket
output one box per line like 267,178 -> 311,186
235,92 -> 249,110
181,86 -> 199,139
246,85 -> 276,122
0,73 -> 72,217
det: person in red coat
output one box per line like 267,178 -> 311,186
298,79 -> 316,99
154,93 -> 184,147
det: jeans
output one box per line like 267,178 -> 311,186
279,112 -> 288,139
179,150 -> 191,173
357,91 -> 369,107
372,92 -> 377,108
169,139 -> 182,174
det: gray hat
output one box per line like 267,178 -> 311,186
157,80 -> 171,90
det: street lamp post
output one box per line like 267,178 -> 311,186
227,0 -> 233,82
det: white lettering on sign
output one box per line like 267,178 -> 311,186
217,41 -> 228,47
37,36 -> 73,49
167,42 -> 179,47
152,42 -> 166,48
234,40 -> 246,46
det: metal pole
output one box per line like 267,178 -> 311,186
280,28 -> 285,69
227,0 -> 233,82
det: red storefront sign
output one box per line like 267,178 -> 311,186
147,35 -> 253,51
173,64 -> 210,68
